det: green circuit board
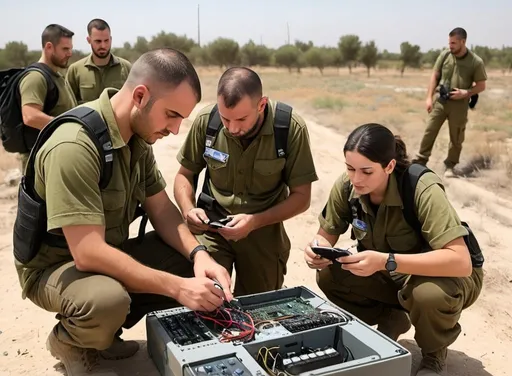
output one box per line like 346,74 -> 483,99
243,297 -> 317,322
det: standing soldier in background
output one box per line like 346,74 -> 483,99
66,19 -> 131,104
412,27 -> 487,178
17,24 -> 77,171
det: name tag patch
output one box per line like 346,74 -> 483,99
204,147 -> 229,163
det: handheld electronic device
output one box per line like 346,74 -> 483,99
208,217 -> 233,229
311,246 -> 353,262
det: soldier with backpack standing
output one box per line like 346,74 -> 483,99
0,24 -> 78,171
174,67 -> 318,296
303,123 -> 484,376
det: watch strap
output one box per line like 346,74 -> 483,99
189,244 -> 208,262
386,253 -> 397,272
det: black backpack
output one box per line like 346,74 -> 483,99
0,62 -> 59,154
13,105 -> 151,264
13,106 -> 114,264
344,163 -> 484,268
194,102 -> 293,202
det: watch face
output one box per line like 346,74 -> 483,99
387,261 -> 397,271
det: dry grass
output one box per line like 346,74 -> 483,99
196,66 -> 512,198
1,65 -> 511,195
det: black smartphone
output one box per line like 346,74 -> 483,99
209,217 -> 232,229
311,246 -> 353,262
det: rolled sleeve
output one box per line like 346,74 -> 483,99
473,58 -> 487,82
416,180 -> 468,250
19,71 -> 47,108
38,141 -> 105,231
318,174 -> 352,236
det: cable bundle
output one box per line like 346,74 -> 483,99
257,346 -> 290,376
195,307 -> 255,343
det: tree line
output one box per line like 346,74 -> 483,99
1,32 -> 512,77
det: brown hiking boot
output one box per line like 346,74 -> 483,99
99,336 -> 140,360
416,348 -> 447,376
46,329 -> 118,375
377,309 -> 412,341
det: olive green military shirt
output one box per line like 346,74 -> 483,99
66,53 -> 132,104
435,48 -> 487,91
15,88 -> 166,296
319,171 -> 468,254
19,69 -> 77,116
177,100 -> 318,214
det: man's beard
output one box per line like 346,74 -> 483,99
131,107 -> 167,145
236,113 -> 264,140
50,54 -> 68,69
93,48 -> 110,59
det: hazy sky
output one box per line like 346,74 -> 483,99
1,0 -> 510,53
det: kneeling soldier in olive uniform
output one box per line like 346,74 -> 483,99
66,19 -> 132,105
174,67 -> 318,296
304,123 -> 483,376
14,48 -> 232,376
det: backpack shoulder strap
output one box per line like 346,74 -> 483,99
24,63 -> 59,112
25,106 -> 113,196
436,49 -> 451,84
274,101 -> 292,158
398,163 -> 434,234
195,104 -> 223,194
205,104 -> 222,148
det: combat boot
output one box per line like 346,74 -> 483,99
377,309 -> 412,341
99,336 -> 140,360
416,347 -> 447,376
46,328 -> 118,376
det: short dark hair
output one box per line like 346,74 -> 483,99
344,123 -> 410,174
41,24 -> 74,48
449,27 -> 467,40
126,48 -> 201,102
217,67 -> 263,108
87,18 -> 110,35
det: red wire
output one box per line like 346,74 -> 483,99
196,307 -> 256,343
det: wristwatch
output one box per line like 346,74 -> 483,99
189,244 -> 208,262
385,253 -> 397,272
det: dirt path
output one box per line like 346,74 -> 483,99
0,104 -> 510,375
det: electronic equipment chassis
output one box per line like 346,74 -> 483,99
146,286 -> 412,376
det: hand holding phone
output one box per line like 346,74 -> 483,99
311,246 -> 353,262
208,217 -> 233,229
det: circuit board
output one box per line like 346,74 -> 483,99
279,312 -> 346,333
243,297 -> 317,322
159,311 -> 214,346
147,286 -> 413,376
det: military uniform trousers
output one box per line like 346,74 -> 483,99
317,263 -> 483,354
22,231 -> 194,350
416,98 -> 469,168
199,222 -> 291,297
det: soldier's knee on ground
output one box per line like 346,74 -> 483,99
64,276 -> 131,350
401,280 -> 460,313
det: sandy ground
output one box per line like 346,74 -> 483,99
0,103 -> 511,376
